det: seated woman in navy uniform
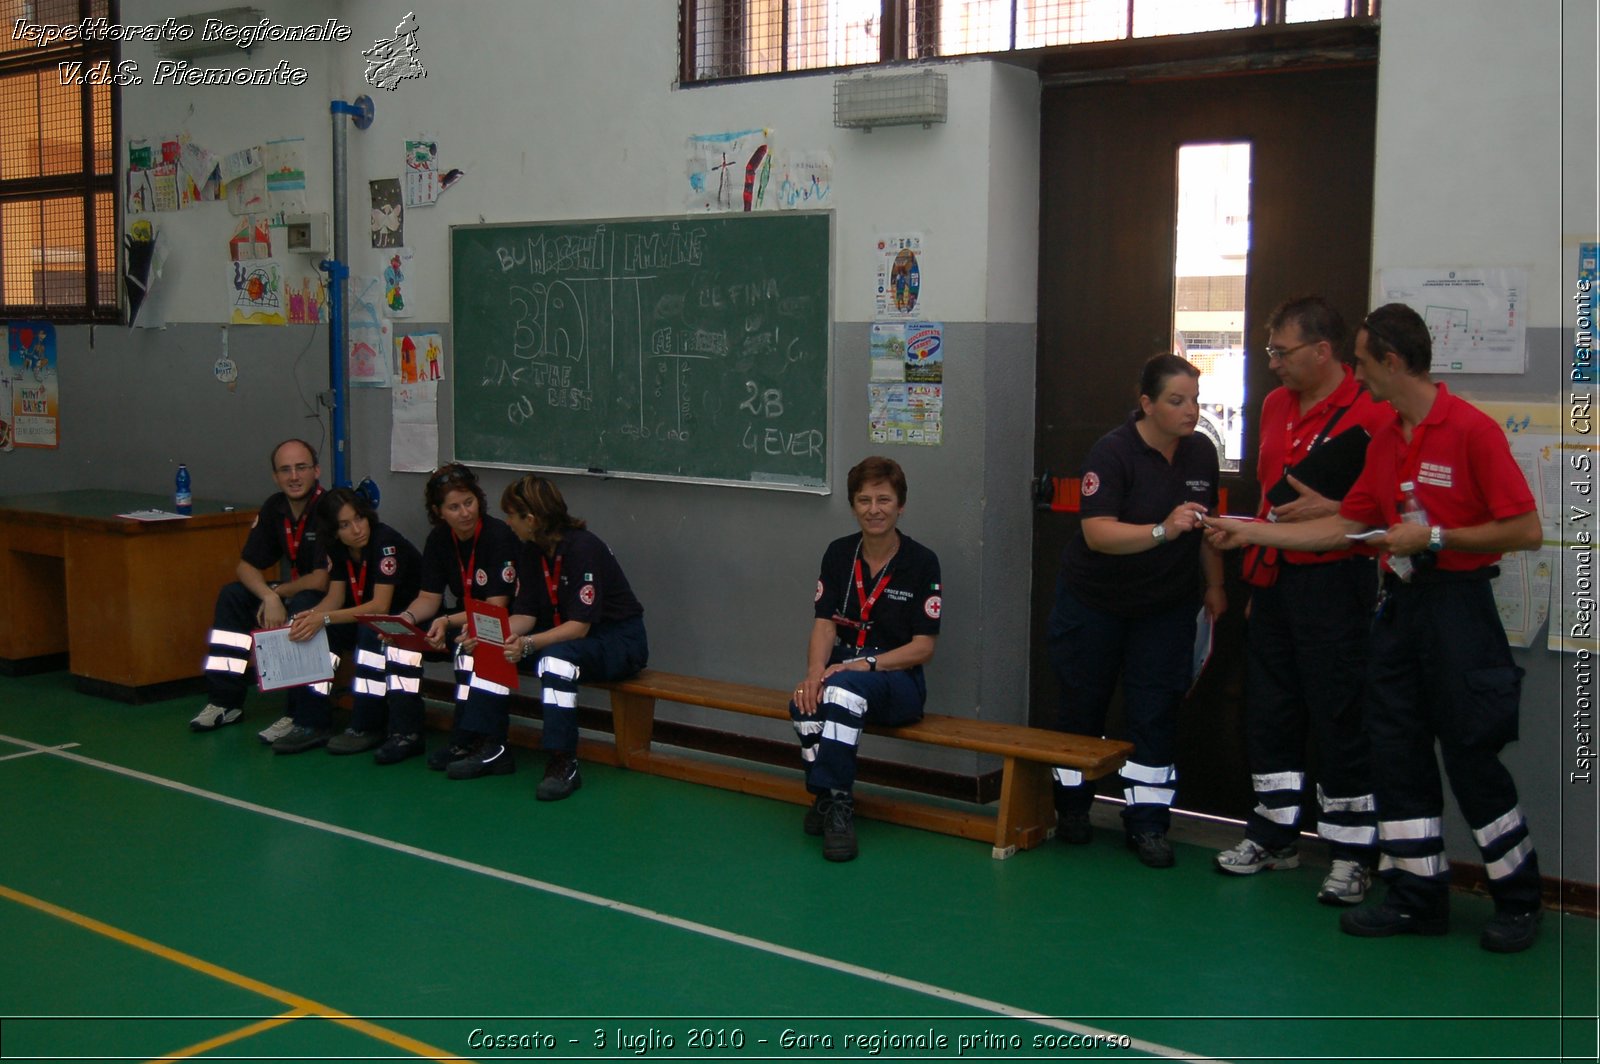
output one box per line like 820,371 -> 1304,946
789,455 -> 942,862
499,474 -> 648,802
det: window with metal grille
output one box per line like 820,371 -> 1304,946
682,0 -> 1377,81
1,0 -> 119,322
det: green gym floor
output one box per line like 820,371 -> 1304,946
0,670 -> 1595,1063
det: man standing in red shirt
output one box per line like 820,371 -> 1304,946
1205,303 -> 1544,953
1214,297 -> 1391,907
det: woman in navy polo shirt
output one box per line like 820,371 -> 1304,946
1048,353 -> 1226,868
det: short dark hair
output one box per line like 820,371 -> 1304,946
317,486 -> 378,545
1136,353 -> 1201,419
501,473 -> 585,553
1360,302 -> 1432,374
1266,295 -> 1348,359
423,462 -> 488,526
847,456 -> 908,506
269,438 -> 319,471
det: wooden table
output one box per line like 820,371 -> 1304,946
0,491 -> 258,702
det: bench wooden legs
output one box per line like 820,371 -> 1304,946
609,689 -> 657,768
992,757 -> 1057,859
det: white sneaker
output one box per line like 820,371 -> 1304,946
1318,859 -> 1370,906
1215,837 -> 1300,875
256,715 -> 295,744
189,704 -> 242,732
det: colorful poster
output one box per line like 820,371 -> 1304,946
870,322 -> 906,382
403,136 -> 439,207
869,382 -> 942,446
874,233 -> 925,319
381,246 -> 413,317
370,179 -> 403,248
0,357 -> 13,451
904,321 -> 943,383
229,257 -> 287,326
8,322 -> 60,449
685,128 -> 772,212
348,275 -> 392,387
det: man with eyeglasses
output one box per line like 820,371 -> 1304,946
1205,303 -> 1544,954
1213,296 -> 1391,908
191,439 -> 329,735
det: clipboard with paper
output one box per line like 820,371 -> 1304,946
252,625 -> 334,691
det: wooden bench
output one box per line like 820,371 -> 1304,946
591,669 -> 1133,859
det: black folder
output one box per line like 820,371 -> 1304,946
1266,425 -> 1372,506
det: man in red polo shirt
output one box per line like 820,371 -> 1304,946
1214,297 -> 1391,907
1204,302 -> 1544,954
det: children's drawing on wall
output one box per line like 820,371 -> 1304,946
382,247 -> 413,317
874,233 -> 926,319
685,128 -> 772,212
7,321 -> 60,449
403,136 -> 440,207
775,150 -> 834,210
180,141 -> 221,203
230,258 -> 287,326
229,217 -> 271,261
220,145 -> 263,184
396,331 -> 444,384
370,179 -> 403,247
391,379 -> 438,473
348,275 -> 392,387
285,275 -> 325,325
226,166 -> 268,215
125,219 -> 169,329
263,137 -> 307,213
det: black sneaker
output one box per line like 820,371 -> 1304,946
1481,908 -> 1542,953
803,794 -> 830,836
426,742 -> 473,772
1340,902 -> 1450,939
326,728 -> 383,755
272,725 -> 331,755
374,733 -> 425,765
1126,831 -> 1175,868
536,754 -> 583,801
447,740 -> 516,780
1057,812 -> 1092,845
823,794 -> 857,862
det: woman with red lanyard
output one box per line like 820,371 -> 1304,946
380,464 -> 521,775
499,474 -> 648,802
789,455 -> 943,862
270,488 -> 423,755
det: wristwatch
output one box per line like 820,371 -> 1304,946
865,655 -> 878,671
1151,522 -> 1167,544
1427,525 -> 1445,552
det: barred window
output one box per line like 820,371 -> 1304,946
1,0 -> 119,322
683,0 -> 1378,80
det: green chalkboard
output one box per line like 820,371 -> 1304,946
450,213 -> 832,490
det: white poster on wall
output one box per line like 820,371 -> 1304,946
1378,267 -> 1528,374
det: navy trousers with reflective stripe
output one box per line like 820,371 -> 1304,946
203,582 -> 321,709
535,615 -> 649,754
285,622 -> 357,728
1366,576 -> 1540,914
1243,558 -> 1377,860
788,665 -> 925,794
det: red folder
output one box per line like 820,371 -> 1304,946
467,601 -> 519,689
357,614 -> 436,654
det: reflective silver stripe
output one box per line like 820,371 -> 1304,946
1378,852 -> 1450,878
390,675 -> 421,693
1053,767 -> 1084,787
1485,837 -> 1535,880
793,720 -> 823,736
1317,785 -> 1376,813
357,649 -> 387,670
209,629 -> 254,650
468,674 -> 511,695
354,678 -> 387,696
823,686 -> 868,718
539,657 -> 580,682
1121,760 -> 1177,785
1379,816 -> 1442,841
1318,822 -> 1377,846
1253,771 -> 1304,793
821,720 -> 861,746
1472,806 -> 1525,849
1124,785 -> 1176,807
310,681 -> 332,696
458,653 -> 476,670
455,684 -> 471,701
203,656 -> 248,674
543,688 -> 578,709
388,647 -> 423,667
800,746 -> 817,762
328,653 -> 341,669
1254,802 -> 1300,826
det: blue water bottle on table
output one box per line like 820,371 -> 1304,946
174,463 -> 193,515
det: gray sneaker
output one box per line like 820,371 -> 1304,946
326,728 -> 383,755
1317,859 -> 1370,906
190,704 -> 243,732
1215,837 -> 1300,875
272,725 -> 331,755
256,715 -> 295,744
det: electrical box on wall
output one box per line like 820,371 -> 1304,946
282,213 -> 330,255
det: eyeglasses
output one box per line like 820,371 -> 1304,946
1263,341 -> 1316,362
274,463 -> 315,476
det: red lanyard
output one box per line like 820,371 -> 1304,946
849,548 -> 897,649
456,521 -> 482,609
345,558 -> 368,605
281,487 -> 322,568
542,554 -> 563,625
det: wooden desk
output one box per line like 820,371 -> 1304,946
0,491 -> 258,702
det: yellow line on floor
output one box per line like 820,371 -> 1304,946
145,1009 -> 306,1062
0,883 -> 474,1063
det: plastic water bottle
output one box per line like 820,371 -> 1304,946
174,463 -> 193,515
1389,480 -> 1430,582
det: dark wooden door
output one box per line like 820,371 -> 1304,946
1029,63 -> 1377,821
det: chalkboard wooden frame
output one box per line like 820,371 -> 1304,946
449,212 -> 833,493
